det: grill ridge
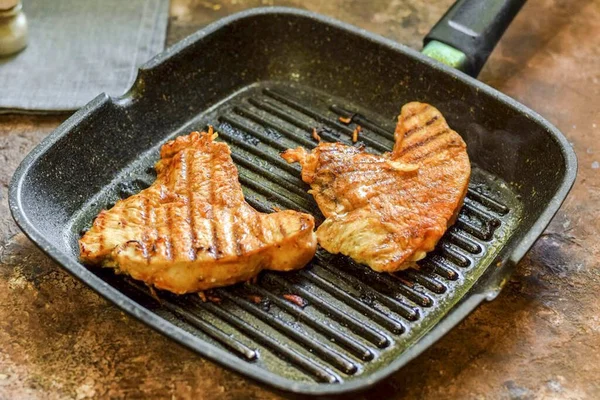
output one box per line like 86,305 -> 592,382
438,242 -> 472,268
249,98 -> 321,133
127,281 -> 260,361
467,188 -> 510,215
463,198 -> 501,227
217,290 -> 359,375
246,284 -> 375,361
340,260 -> 434,308
263,88 -> 391,152
456,214 -> 494,240
404,270 -> 447,294
447,229 -> 482,254
233,105 -> 317,148
219,115 -> 289,151
198,298 -> 341,383
237,173 -> 312,214
266,274 -> 392,349
216,124 -> 300,175
300,270 -> 406,334
230,152 -> 308,198
422,255 -> 461,280
312,261 -> 420,321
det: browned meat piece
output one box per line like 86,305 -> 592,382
80,129 -> 317,293
282,102 -> 470,272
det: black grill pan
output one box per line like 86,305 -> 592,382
9,3 -> 576,396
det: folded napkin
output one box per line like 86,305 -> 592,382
0,0 -> 169,113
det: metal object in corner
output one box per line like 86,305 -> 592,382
0,0 -> 28,56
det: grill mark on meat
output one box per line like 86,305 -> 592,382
165,204 -> 174,260
185,151 -> 197,261
208,149 -> 220,259
398,128 -> 449,157
142,198 -> 151,261
232,207 -> 243,256
405,135 -> 463,163
221,208 -> 235,257
403,115 -> 440,139
97,212 -> 106,256
402,103 -> 430,125
426,115 -> 439,126
278,220 -> 287,238
148,199 -> 158,257
253,212 -> 265,247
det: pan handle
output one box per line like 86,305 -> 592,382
422,0 -> 527,77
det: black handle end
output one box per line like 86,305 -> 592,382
424,0 -> 527,77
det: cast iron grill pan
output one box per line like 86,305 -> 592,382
10,7 -> 576,396
72,83 -> 521,386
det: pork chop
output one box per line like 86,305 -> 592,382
282,102 -> 470,272
80,129 -> 317,293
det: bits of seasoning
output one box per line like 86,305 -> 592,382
283,294 -> 308,308
338,116 -> 352,124
311,127 -> 321,142
352,125 -> 362,143
207,294 -> 222,304
148,286 -> 161,303
247,295 -> 262,304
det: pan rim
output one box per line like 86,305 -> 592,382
8,7 -> 577,395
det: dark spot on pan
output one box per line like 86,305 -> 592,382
145,165 -> 157,177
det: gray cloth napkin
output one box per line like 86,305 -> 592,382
0,0 -> 169,113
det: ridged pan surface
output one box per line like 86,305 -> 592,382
69,82 -> 522,389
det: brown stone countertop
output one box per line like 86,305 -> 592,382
1,0 -> 599,398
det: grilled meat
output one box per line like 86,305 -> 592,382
282,102 -> 470,272
80,129 -> 317,293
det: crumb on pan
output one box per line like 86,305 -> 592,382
247,295 -> 262,304
339,116 -> 352,124
148,286 -> 161,303
207,294 -> 222,304
198,291 -> 207,302
352,125 -> 362,143
207,125 -> 217,140
283,294 -> 308,308
312,128 -> 321,142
